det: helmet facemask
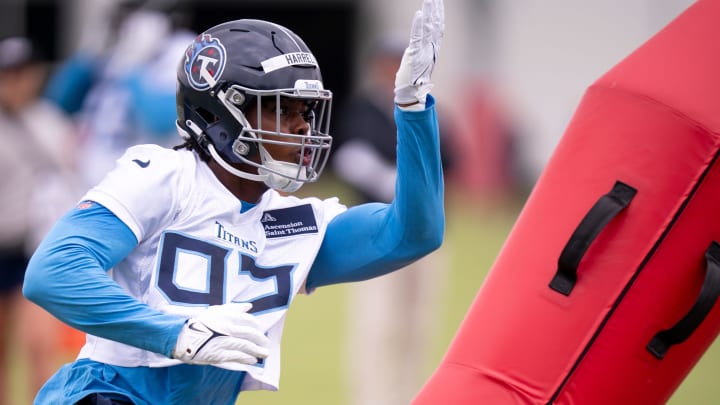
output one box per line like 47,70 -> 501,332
205,80 -> 332,193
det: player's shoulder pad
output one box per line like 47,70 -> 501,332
118,144 -> 197,174
108,144 -> 196,195
273,192 -> 347,224
122,143 -> 177,163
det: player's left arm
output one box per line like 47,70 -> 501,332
307,0 -> 445,290
306,99 -> 444,289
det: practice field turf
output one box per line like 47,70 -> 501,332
10,178 -> 720,404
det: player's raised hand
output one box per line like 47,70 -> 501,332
394,0 -> 445,107
172,302 -> 270,366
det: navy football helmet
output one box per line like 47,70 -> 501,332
176,19 -> 333,192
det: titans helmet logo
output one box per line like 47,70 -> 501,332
184,34 -> 227,91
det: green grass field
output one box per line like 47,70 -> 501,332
11,178 -> 720,404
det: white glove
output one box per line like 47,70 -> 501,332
394,0 -> 445,107
172,302 -> 270,366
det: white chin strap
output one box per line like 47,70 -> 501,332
184,119 -> 306,193
257,147 -> 306,193
207,143 -> 305,193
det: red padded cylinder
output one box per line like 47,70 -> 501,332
414,1 -> 720,403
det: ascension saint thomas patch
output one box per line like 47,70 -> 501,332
261,204 -> 318,239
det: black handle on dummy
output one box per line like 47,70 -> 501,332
647,242 -> 720,359
549,181 -> 637,296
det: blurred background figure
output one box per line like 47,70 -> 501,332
331,35 -> 456,405
0,35 -> 79,405
44,0 -> 196,189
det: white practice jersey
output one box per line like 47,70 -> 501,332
78,144 -> 346,391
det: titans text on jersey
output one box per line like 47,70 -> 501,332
215,221 -> 258,253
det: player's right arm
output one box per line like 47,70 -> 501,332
23,201 -> 270,365
22,202 -> 185,357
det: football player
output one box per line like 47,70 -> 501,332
23,0 -> 444,403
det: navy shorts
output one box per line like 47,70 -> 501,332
76,393 -> 134,405
0,250 -> 29,293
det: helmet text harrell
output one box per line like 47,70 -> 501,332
261,52 -> 318,74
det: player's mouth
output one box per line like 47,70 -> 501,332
298,149 -> 312,166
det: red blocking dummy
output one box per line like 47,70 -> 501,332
414,1 -> 720,404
